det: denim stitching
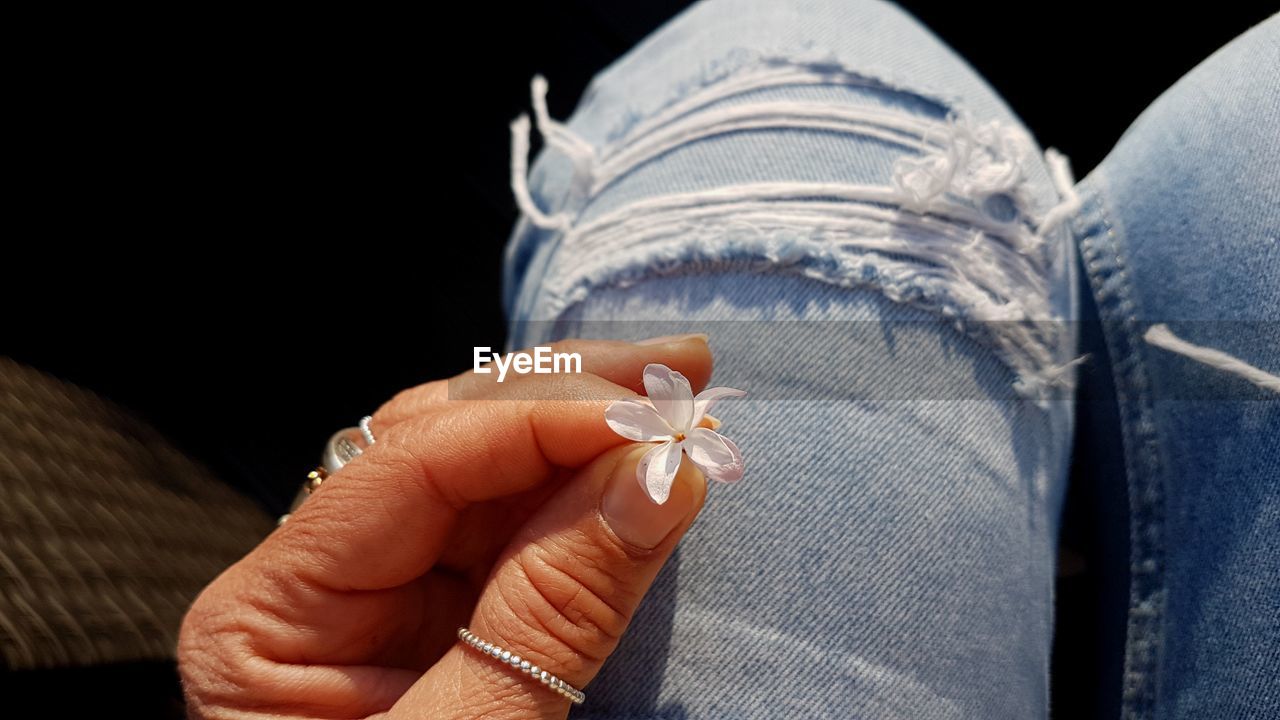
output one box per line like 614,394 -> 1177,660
1074,178 -> 1165,720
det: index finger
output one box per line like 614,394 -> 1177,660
261,354 -> 712,593
369,334 -> 712,432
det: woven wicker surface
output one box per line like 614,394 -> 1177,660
0,356 -> 274,670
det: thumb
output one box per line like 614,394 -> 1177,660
398,442 -> 707,718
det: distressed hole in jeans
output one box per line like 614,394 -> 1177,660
508,62 -> 1087,404
982,193 -> 1019,222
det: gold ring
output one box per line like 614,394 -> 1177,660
277,466 -> 329,525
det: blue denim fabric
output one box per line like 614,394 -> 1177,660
1069,15 -> 1280,719
503,1 -> 1279,718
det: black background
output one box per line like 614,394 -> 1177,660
3,2 -> 1276,717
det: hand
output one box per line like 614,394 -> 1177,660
177,335 -> 715,719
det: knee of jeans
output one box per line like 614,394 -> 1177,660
1071,13 -> 1279,329
1083,12 -> 1279,217
1103,11 -> 1279,160
503,9 -> 1087,407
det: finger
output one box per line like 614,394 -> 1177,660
259,351 -> 712,594
400,443 -> 707,718
369,334 -> 711,432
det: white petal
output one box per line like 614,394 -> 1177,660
636,440 -> 683,505
643,363 -> 694,432
604,397 -> 675,441
683,428 -> 745,483
691,386 -> 747,427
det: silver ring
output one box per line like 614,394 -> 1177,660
322,426 -> 371,474
456,627 -> 586,705
280,418 -> 378,525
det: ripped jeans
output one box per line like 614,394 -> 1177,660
502,2 -> 1280,718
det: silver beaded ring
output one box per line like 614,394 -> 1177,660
359,415 -> 376,445
456,627 -> 586,705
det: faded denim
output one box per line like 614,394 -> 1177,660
1068,14 -> 1280,719
501,1 -> 1280,718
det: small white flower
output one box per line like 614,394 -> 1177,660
604,363 -> 747,504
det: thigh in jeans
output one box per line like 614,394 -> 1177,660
505,1 -> 1081,717
1071,13 -> 1280,720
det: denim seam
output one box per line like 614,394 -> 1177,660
1074,178 -> 1165,720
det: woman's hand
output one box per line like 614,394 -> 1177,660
177,335 -> 714,719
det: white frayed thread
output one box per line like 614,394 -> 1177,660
530,183 -> 1072,399
1143,323 -> 1280,394
591,100 -> 937,198
890,110 -> 1034,218
509,114 -> 573,231
1039,148 -> 1082,239
568,181 -> 1051,285
509,77 -> 599,232
513,70 -> 1075,400
1016,353 -> 1091,398
530,75 -> 596,197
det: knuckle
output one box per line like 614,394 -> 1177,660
482,537 -> 637,673
517,539 -> 633,644
366,413 -> 461,507
177,581 -> 262,715
179,566 -> 335,717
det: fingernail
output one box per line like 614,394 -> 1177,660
633,332 -> 709,346
601,446 -> 702,549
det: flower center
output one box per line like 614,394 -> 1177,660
672,432 -> 686,442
